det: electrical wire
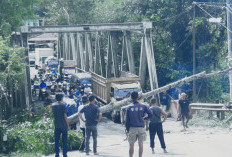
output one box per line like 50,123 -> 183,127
151,6 -> 193,51
176,33 -> 191,50
195,2 -> 226,5
225,5 -> 232,14
197,3 -> 225,8
195,2 -> 232,19
152,6 -> 192,23
196,3 -> 232,34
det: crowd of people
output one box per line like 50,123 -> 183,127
52,94 -> 101,157
31,64 -> 191,157
50,88 -> 191,157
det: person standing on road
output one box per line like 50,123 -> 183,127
146,98 -> 168,154
66,102 -> 78,130
78,95 -> 102,155
160,91 -> 171,111
52,94 -> 70,157
179,93 -> 191,128
125,91 -> 152,157
78,96 -> 89,152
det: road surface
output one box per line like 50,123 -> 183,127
45,117 -> 232,157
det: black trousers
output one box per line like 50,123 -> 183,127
79,128 -> 85,151
70,123 -> 77,130
149,123 -> 166,149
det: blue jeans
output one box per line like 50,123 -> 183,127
54,128 -> 68,157
149,123 -> 166,149
85,126 -> 98,153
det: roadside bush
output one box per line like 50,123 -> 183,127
189,114 -> 231,128
7,118 -> 82,155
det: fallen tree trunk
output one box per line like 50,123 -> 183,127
68,68 -> 232,124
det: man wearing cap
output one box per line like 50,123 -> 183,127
78,96 -> 89,152
125,91 -> 152,157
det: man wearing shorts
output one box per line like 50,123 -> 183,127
125,91 -> 152,157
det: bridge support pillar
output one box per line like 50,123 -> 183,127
139,36 -> 147,90
85,33 -> 93,72
144,30 -> 160,104
21,33 -> 32,109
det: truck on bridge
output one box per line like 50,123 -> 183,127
91,71 -> 142,123
35,48 -> 54,68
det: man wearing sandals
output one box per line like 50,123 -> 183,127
125,91 -> 152,157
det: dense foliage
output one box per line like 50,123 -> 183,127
0,106 -> 82,155
35,0 -> 229,102
0,0 -> 230,100
0,37 -> 27,119
0,0 -> 39,38
0,0 -> 230,155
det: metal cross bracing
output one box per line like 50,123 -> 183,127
20,22 -> 159,101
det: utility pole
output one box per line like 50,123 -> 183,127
192,2 -> 197,102
227,0 -> 232,100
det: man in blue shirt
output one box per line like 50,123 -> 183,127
160,91 -> 171,111
66,103 -> 78,130
52,94 -> 70,157
78,95 -> 102,155
125,91 -> 152,157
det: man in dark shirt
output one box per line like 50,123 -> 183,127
78,95 -> 102,155
125,91 -> 152,157
160,91 -> 171,111
179,93 -> 191,128
52,94 -> 70,157
146,98 -> 168,154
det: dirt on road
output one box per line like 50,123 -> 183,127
46,117 -> 232,157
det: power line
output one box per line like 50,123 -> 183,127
196,3 -> 232,34
195,1 -> 232,11
197,3 -> 225,8
195,2 -> 226,5
176,33 -> 191,50
152,6 -> 192,23
226,5 -> 232,14
195,2 -> 232,17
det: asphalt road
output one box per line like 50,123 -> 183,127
45,117 -> 232,157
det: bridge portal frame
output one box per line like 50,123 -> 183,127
20,22 -> 159,103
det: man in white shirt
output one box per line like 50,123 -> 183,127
78,96 -> 89,152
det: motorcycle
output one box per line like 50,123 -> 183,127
40,88 -> 48,101
33,81 -> 40,96
46,81 -> 52,89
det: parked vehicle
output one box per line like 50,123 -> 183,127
35,48 -> 54,68
91,71 -> 142,123
70,72 -> 92,88
46,57 -> 59,70
29,53 -> 36,66
40,88 -> 49,101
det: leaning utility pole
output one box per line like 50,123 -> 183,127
192,2 -> 197,102
227,0 -> 232,100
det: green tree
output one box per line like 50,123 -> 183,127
0,37 -> 26,119
0,0 -> 39,37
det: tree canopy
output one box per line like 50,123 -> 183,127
0,0 -> 230,102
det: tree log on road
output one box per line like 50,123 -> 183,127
68,68 -> 232,124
